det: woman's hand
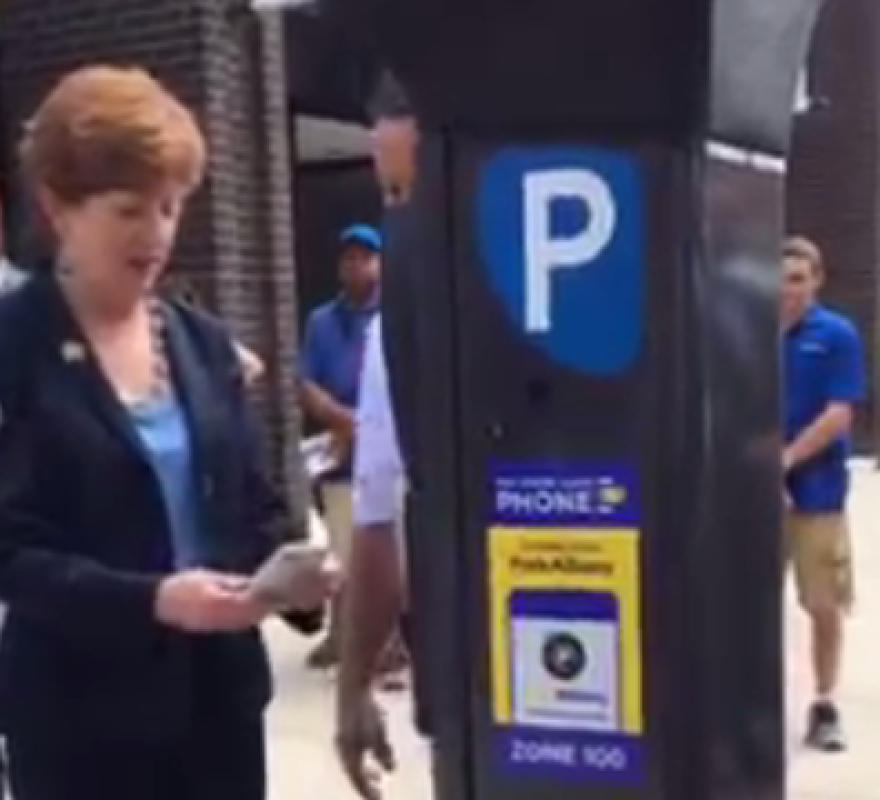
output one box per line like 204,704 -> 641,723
155,569 -> 270,633
233,340 -> 264,386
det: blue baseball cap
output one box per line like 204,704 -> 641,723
339,224 -> 382,253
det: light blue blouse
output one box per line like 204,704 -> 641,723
128,395 -> 206,568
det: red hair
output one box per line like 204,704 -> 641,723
19,65 -> 205,203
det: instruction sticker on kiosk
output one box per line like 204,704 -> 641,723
489,465 -> 644,781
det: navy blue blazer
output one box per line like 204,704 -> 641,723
0,274 -> 309,746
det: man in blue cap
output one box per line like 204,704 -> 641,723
301,224 -> 382,668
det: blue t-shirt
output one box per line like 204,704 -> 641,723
302,296 -> 378,408
302,295 -> 378,478
129,395 -> 206,568
784,304 -> 865,512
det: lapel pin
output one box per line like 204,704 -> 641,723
61,341 -> 87,363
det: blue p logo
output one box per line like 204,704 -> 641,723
478,148 -> 644,376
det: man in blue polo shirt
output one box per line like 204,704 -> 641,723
301,224 -> 381,668
782,236 -> 865,752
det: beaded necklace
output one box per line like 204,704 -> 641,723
58,264 -> 171,403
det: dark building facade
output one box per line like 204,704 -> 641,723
1,0 -> 878,455
0,0 -> 308,509
789,0 -> 880,449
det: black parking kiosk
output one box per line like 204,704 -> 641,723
335,2 -> 823,799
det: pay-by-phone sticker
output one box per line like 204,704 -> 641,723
488,465 -> 644,782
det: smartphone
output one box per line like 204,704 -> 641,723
248,542 -> 329,608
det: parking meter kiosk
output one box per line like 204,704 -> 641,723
332,2 -> 824,799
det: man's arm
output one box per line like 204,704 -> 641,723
338,318 -> 406,699
339,525 -> 405,698
300,380 -> 355,434
784,404 -> 854,471
370,71 -> 418,207
785,323 -> 865,471
300,312 -> 356,433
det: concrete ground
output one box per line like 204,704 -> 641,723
786,459 -> 878,800
265,461 -> 880,800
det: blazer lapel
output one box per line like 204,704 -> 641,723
39,276 -> 151,462
160,303 -> 220,479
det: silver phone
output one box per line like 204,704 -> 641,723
248,542 -> 328,608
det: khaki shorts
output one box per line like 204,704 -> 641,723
321,481 -> 354,568
785,512 -> 854,614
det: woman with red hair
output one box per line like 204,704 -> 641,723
0,65 -> 330,800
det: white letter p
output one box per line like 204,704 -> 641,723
523,169 -> 617,333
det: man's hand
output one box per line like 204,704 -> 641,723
373,116 -> 419,207
336,692 -> 396,800
330,425 -> 354,465
301,381 -> 356,435
782,446 -> 796,474
335,528 -> 406,797
782,448 -> 795,509
155,570 -> 270,633
784,403 -> 854,473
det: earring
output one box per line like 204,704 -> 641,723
56,257 -> 74,280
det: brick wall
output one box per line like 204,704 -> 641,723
788,0 -> 880,450
0,0 -> 307,519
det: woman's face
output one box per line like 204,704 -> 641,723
43,184 -> 188,303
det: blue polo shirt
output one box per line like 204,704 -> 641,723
784,304 -> 865,512
302,295 -> 378,477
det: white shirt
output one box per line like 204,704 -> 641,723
353,317 -> 405,529
0,256 -> 17,629
0,257 -> 24,295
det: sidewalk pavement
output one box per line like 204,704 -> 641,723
787,459 -> 878,800
265,461 -> 880,800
